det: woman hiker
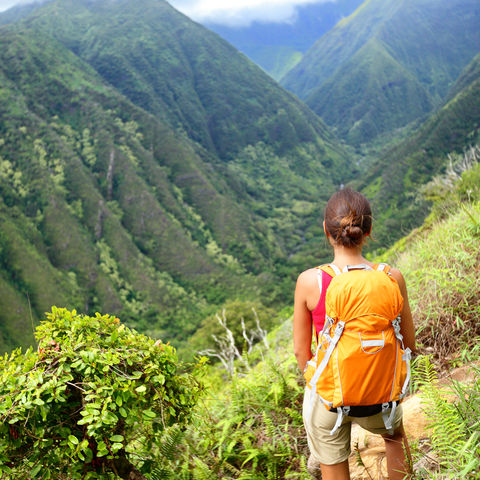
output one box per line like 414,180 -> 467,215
293,187 -> 416,480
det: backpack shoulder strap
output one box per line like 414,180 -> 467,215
316,263 -> 341,276
315,264 -> 337,277
374,263 -> 391,274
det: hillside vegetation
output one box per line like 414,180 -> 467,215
282,0 -> 480,145
0,26 -> 251,351
0,0 -> 353,352
2,167 -> 477,478
356,53 -> 480,248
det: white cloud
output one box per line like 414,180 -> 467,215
169,0 -> 334,27
0,0 -> 335,26
0,0 -> 42,12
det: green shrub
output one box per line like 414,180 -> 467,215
152,328 -> 311,480
0,308 -> 204,479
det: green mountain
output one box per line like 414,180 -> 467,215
0,0 -> 351,352
356,53 -> 480,247
22,0 -> 334,160
282,0 -> 480,145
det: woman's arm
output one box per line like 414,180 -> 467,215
390,268 -> 416,352
293,271 -> 314,371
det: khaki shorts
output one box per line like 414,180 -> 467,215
302,388 -> 403,465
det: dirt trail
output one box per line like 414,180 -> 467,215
348,365 -> 475,479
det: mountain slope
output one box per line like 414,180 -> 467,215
23,0 -> 340,161
356,53 -> 480,247
282,0 -> 480,145
0,25 -> 262,350
20,0 -> 352,260
0,0 -> 353,352
308,38 -> 432,143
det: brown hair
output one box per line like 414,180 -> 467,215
324,187 -> 372,248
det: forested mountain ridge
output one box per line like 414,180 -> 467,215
0,0 -> 352,353
21,0 -> 339,161
282,0 -> 480,145
0,26 -> 253,351
356,52 -> 480,247
19,0 -> 352,259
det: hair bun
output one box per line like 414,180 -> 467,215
342,224 -> 363,241
324,187 -> 372,248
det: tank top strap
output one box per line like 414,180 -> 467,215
311,267 -> 334,336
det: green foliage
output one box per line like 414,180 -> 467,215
152,345 -> 310,479
413,356 -> 480,478
0,307 -> 204,479
380,200 -> 480,365
418,145 -> 480,219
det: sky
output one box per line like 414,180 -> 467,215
0,0 -> 335,27
0,0 -> 40,12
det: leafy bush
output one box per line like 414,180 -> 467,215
0,308 -> 204,479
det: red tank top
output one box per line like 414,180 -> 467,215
311,269 -> 333,335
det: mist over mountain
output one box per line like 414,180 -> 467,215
204,0 -> 364,81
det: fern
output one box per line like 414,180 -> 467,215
284,455 -> 313,479
192,458 -> 214,480
415,355 -> 480,477
262,411 -> 276,439
158,426 -> 185,462
150,468 -> 173,480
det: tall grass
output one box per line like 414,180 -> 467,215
394,202 -> 480,367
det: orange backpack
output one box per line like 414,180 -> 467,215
304,263 -> 412,435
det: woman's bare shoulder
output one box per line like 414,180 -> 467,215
296,267 -> 320,286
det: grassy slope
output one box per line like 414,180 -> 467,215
381,201 -> 480,363
281,0 -> 480,145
